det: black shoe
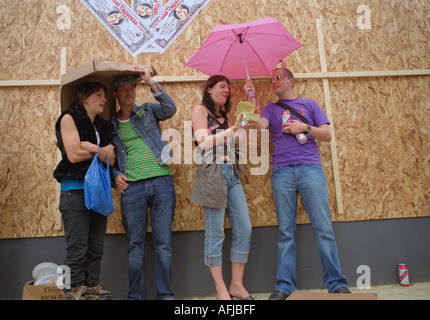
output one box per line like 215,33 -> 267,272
230,295 -> 255,300
268,290 -> 289,300
333,287 -> 351,294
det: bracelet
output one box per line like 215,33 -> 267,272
148,81 -> 157,87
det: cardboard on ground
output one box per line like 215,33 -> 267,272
234,101 -> 260,123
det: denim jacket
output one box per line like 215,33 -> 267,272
110,82 -> 176,182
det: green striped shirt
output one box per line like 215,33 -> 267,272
119,119 -> 172,181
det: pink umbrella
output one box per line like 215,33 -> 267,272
185,17 -> 303,80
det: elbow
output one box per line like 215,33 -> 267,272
327,130 -> 333,142
324,134 -> 332,143
67,154 -> 81,164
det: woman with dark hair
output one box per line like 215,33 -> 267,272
53,81 -> 115,300
190,75 -> 257,300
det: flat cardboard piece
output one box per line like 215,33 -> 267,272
60,60 -> 157,119
22,281 -> 63,300
287,290 -> 378,300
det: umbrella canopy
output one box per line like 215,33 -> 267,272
185,17 -> 302,80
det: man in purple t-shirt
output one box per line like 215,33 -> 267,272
251,68 -> 350,299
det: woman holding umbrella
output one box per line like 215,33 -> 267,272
190,75 -> 258,300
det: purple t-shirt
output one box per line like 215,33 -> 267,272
261,98 -> 330,168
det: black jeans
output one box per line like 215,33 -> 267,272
60,190 -> 107,289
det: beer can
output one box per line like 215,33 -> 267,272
282,110 -> 308,144
296,133 -> 308,144
282,110 -> 291,125
398,264 -> 410,286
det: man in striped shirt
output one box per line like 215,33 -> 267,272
111,66 -> 177,300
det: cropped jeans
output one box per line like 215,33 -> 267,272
203,163 -> 252,267
121,175 -> 176,300
271,165 -> 347,294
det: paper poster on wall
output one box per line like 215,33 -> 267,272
81,0 -> 211,55
131,0 -> 212,53
130,0 -> 164,22
81,0 -> 155,57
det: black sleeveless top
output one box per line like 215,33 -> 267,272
193,113 -> 229,148
53,103 -> 113,183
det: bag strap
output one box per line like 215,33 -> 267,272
93,146 -> 109,167
275,102 -> 309,124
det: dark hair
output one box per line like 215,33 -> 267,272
74,81 -> 107,107
201,75 -> 231,120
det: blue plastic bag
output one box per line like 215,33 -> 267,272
84,148 -> 114,216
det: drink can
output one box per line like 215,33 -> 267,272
282,110 -> 308,144
398,264 -> 410,286
282,110 -> 291,125
296,133 -> 308,144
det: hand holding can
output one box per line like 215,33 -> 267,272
282,110 -> 307,144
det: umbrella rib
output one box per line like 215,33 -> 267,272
219,36 -> 240,75
196,36 -> 237,51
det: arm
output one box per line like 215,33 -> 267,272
252,116 -> 270,132
244,79 -> 260,115
283,121 -> 332,142
60,114 -> 95,163
135,66 -> 176,120
110,154 -> 128,193
191,104 -> 243,151
80,141 -> 116,167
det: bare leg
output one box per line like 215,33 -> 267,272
228,262 -> 250,299
209,265 -> 231,300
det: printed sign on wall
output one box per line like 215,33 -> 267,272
81,0 -> 211,56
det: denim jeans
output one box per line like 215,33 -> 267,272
203,164 -> 252,267
59,190 -> 107,289
121,175 -> 176,300
271,165 -> 347,294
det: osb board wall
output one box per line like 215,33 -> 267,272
0,0 -> 429,238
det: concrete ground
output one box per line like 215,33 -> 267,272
190,282 -> 430,300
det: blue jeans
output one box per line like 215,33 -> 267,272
271,165 -> 347,294
121,175 -> 176,300
203,164 -> 252,267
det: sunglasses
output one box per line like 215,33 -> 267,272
271,75 -> 289,82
